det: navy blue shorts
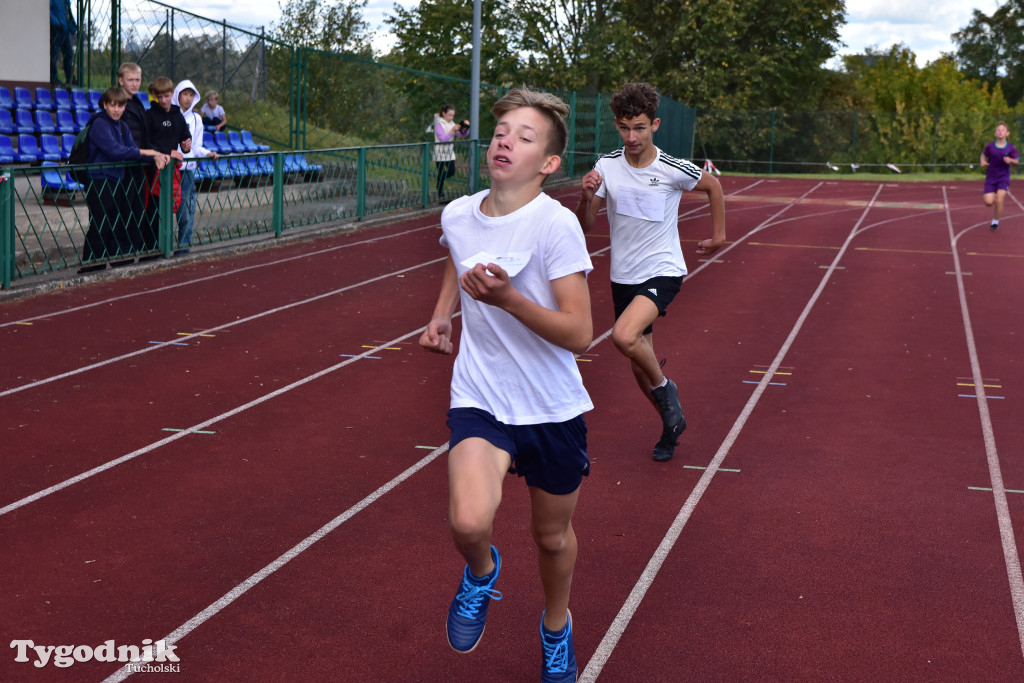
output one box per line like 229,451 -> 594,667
446,407 -> 589,496
611,276 -> 683,335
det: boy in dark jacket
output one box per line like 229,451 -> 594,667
143,77 -> 191,251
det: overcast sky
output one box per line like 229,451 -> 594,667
173,0 -> 995,67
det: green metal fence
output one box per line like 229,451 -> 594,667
694,108 -> 1024,174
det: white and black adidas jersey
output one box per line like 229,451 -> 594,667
594,147 -> 702,284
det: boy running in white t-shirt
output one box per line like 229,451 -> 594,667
420,87 -> 593,683
576,82 -> 725,462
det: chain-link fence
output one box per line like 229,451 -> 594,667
695,108 -> 1024,174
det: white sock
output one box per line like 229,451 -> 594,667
651,378 -> 668,391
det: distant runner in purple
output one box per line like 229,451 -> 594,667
980,121 -> 1020,231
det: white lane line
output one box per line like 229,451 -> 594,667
943,187 -> 1024,659
100,442 -> 450,683
0,224 -> 440,328
579,183 -> 886,682
0,326 -> 434,518
0,258 -> 446,398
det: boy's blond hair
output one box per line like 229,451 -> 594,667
117,62 -> 141,78
492,87 -> 569,157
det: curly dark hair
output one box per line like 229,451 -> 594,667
609,82 -> 660,121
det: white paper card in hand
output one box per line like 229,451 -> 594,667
460,250 -> 532,277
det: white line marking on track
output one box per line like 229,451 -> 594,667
100,442 -> 451,682
0,326 -> 437,517
579,182 -> 886,682
0,224 -> 441,328
943,187 -> 1024,659
0,258 -> 446,398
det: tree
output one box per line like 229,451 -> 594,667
269,0 -> 390,140
616,0 -> 846,109
951,0 -> 1024,106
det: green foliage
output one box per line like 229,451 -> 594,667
951,0 -> 1024,106
617,0 -> 846,109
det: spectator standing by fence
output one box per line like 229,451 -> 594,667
116,62 -> 158,256
432,104 -> 470,203
80,88 -> 169,271
50,0 -> 77,86
173,79 -> 217,254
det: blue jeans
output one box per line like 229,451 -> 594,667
176,170 -> 197,248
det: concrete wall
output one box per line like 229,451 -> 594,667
1,0 -> 52,87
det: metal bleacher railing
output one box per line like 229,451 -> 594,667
1,138 -> 602,288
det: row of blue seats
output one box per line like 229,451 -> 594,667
1,108 -> 90,135
204,130 -> 270,155
38,155 -> 324,197
1,86 -> 108,113
0,134 -> 75,163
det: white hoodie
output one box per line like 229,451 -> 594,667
172,79 -> 212,171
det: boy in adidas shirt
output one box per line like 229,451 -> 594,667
420,87 -> 593,683
576,81 -> 725,462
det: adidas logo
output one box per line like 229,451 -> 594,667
648,288 -> 657,296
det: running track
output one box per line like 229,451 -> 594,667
1,177 -> 1022,681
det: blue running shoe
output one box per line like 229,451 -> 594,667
540,609 -> 577,682
446,545 -> 502,653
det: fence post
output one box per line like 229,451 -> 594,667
567,91 -> 577,176
931,110 -> 939,170
1,169 -> 13,289
273,152 -> 284,237
851,109 -> 858,169
159,163 -> 174,258
769,108 -> 776,175
594,94 -> 603,155
357,146 -> 367,219
422,143 -> 431,208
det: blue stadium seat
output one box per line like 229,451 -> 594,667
228,157 -> 249,177
54,89 -> 72,110
35,111 -> 57,134
35,88 -> 56,111
0,110 -> 15,135
75,110 -> 91,131
214,131 -> 231,152
41,161 -> 85,197
14,109 -> 37,133
240,130 -> 270,152
39,134 -> 63,161
215,158 -> 235,178
61,133 -> 76,159
70,89 -> 90,112
56,109 -> 77,134
88,89 -> 102,111
0,136 -> 14,163
201,135 -> 221,154
14,87 -> 34,110
0,87 -> 13,110
136,92 -> 151,110
226,131 -> 249,153
16,134 -> 42,162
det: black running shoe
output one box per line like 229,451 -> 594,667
651,379 -> 684,431
652,418 -> 686,462
991,222 -> 999,231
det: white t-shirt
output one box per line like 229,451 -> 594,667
440,190 -> 594,425
594,147 -> 702,284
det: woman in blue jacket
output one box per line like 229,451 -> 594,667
81,87 -> 168,266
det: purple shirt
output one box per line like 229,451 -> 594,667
984,141 -> 1018,184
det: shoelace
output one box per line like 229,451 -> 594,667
542,632 -> 569,673
455,580 -> 502,618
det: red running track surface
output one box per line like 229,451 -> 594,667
1,177 -> 1023,681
